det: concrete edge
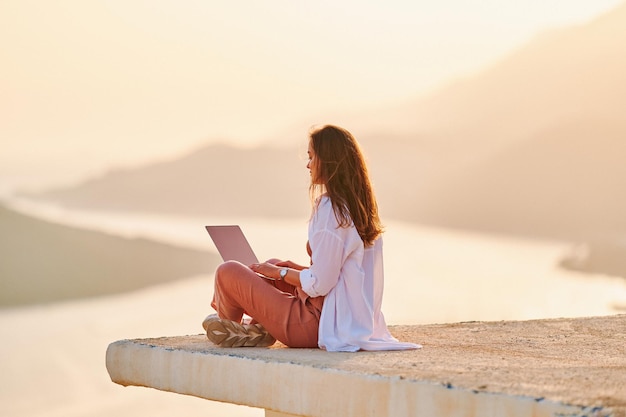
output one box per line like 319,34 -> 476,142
105,338 -> 615,417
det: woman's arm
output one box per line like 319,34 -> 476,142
249,261 -> 303,287
300,229 -> 345,297
275,260 -> 308,270
248,240 -> 312,286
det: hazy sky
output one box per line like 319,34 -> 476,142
1,0 -> 623,191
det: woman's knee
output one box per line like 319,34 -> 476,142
215,260 -> 247,283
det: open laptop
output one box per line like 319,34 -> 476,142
205,225 -> 275,279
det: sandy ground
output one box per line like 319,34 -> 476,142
388,315 -> 626,415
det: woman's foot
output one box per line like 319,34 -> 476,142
202,314 -> 276,347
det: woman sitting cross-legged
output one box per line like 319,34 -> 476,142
203,124 -> 421,352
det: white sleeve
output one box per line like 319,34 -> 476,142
299,198 -> 348,298
299,227 -> 345,297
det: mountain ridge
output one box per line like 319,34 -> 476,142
0,204 -> 218,307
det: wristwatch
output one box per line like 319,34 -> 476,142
279,268 -> 288,281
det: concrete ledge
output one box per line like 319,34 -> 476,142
106,315 -> 626,417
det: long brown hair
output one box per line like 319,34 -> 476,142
309,125 -> 383,246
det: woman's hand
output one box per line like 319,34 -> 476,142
275,260 -> 306,271
249,262 -> 280,279
251,259 -> 304,287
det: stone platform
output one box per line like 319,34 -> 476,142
106,315 -> 626,417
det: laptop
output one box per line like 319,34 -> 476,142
205,225 -> 259,265
205,225 -> 276,279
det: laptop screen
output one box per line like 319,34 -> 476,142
205,225 -> 259,266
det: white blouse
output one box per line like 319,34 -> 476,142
299,196 -> 421,352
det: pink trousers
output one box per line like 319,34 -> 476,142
210,260 -> 323,348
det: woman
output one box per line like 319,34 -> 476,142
204,125 -> 420,352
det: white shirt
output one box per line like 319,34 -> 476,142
299,196 -> 421,352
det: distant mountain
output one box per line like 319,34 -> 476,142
25,2 -> 626,247
29,144 -> 313,219
0,205 -> 218,307
402,2 -> 626,241
417,120 -> 626,240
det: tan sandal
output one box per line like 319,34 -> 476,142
202,314 -> 276,347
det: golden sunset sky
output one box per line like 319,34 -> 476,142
1,0 -> 623,191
